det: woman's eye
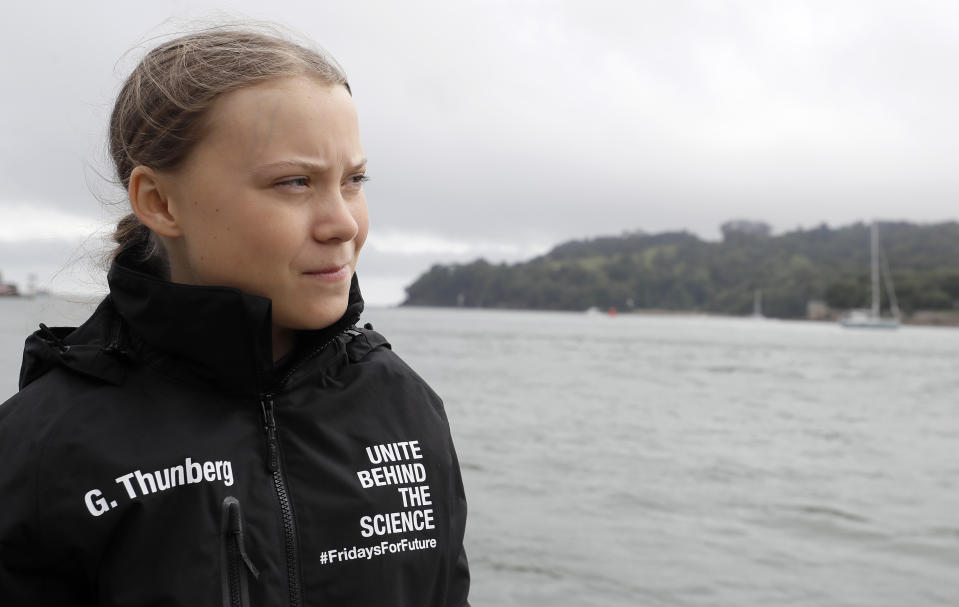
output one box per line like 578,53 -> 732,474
276,177 -> 310,188
348,174 -> 370,186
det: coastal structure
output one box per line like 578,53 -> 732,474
0,271 -> 19,297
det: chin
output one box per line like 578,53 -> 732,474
277,299 -> 349,331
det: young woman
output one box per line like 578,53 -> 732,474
0,26 -> 470,606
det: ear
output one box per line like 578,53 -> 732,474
128,165 -> 183,238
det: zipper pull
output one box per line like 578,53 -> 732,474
226,498 -> 261,580
260,395 -> 279,472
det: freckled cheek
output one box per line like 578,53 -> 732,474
190,213 -> 261,266
236,213 -> 303,268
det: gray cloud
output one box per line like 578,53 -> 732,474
3,1 -> 959,303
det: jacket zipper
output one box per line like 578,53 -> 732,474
257,318 -> 360,606
220,496 -> 259,607
273,314 -> 361,388
260,394 -> 302,607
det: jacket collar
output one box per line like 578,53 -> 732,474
102,252 -> 363,395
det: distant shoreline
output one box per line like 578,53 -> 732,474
401,303 -> 959,327
8,295 -> 959,328
0,293 -> 103,303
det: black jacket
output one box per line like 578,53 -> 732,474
0,255 -> 469,606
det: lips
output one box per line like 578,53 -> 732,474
303,264 -> 351,282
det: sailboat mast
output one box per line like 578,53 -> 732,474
871,221 -> 880,318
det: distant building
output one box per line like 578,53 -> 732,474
0,275 -> 18,296
0,271 -> 20,296
806,299 -> 831,320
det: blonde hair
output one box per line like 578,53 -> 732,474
109,25 -> 350,269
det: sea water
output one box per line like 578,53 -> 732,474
2,299 -> 958,606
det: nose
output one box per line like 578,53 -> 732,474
311,188 -> 360,243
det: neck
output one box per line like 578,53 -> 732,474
272,325 -> 295,363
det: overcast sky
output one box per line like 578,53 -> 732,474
2,0 -> 958,304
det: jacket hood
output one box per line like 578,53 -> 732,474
19,251 -> 365,394
18,301 -> 131,390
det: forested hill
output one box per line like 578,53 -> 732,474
401,221 -> 959,318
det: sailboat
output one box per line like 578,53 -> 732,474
751,289 -> 764,319
840,221 -> 900,329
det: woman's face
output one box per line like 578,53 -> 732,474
160,76 -> 368,332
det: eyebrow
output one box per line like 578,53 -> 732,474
253,158 -> 368,174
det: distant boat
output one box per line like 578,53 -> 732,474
840,222 -> 900,329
